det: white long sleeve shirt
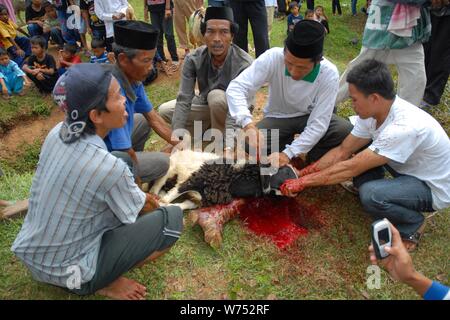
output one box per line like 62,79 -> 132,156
226,47 -> 339,158
94,0 -> 128,38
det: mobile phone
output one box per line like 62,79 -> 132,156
371,219 -> 392,259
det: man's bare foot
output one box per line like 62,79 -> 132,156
96,277 -> 147,300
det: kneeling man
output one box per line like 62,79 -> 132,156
11,64 -> 183,300
281,60 -> 450,251
227,20 -> 353,166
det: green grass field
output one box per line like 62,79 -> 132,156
0,1 -> 448,300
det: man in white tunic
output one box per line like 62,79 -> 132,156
227,20 -> 353,167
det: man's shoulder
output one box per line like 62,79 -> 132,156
230,44 -> 254,65
319,58 -> 339,76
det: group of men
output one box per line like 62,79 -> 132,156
6,6 -> 449,300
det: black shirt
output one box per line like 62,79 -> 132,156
80,0 -> 106,30
25,5 -> 45,23
26,54 -> 58,78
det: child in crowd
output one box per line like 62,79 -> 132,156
89,38 -> 110,63
0,47 -> 30,99
287,1 -> 303,34
22,36 -> 58,93
80,0 -> 107,42
25,0 -> 45,37
304,9 -> 317,20
58,43 -> 82,76
42,2 -> 64,49
315,5 -> 329,33
0,4 -> 32,67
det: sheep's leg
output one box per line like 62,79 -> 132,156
190,199 -> 246,249
150,173 -> 171,195
169,200 -> 198,211
160,186 -> 181,204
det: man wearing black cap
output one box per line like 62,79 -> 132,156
105,20 -> 178,185
11,64 -> 183,300
158,6 -> 253,149
227,20 -> 353,168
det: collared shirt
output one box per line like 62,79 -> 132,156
94,0 -> 128,38
104,65 -> 153,151
172,44 -> 253,131
0,60 -> 26,80
227,47 -> 339,158
11,123 -> 146,288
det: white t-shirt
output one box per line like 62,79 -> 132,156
352,96 -> 450,210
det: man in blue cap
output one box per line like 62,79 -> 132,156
11,63 -> 183,300
105,20 -> 179,186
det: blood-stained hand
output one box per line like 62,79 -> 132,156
280,178 -> 306,197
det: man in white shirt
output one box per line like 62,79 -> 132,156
227,20 -> 353,167
94,0 -> 128,50
280,60 -> 450,251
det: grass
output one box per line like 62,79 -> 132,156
0,0 -> 449,300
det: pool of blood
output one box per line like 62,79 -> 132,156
238,197 -> 314,249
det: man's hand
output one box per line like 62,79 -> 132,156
164,9 -> 172,19
141,192 -> 160,213
36,72 -> 45,81
268,152 -> 290,168
369,222 -> 417,283
243,123 -> 265,162
112,13 -> 126,20
87,26 -> 93,35
368,221 -> 434,297
107,52 -> 116,64
280,177 -> 305,197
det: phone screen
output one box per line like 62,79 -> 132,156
378,228 -> 389,245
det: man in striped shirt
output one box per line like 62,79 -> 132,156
11,63 -> 183,300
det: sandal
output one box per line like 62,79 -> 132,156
402,219 -> 427,252
339,180 -> 359,195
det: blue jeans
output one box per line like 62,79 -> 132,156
208,0 -> 230,6
27,23 -> 43,36
355,167 -> 434,238
7,36 -> 32,67
351,0 -> 358,15
45,27 -> 65,47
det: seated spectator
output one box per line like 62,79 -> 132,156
0,47 -> 30,99
287,1 -> 303,34
89,38 -> 109,64
26,0 -> 45,37
58,43 -> 82,76
42,2 -> 64,49
22,35 -> 58,93
315,5 -> 329,33
0,4 -> 32,67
